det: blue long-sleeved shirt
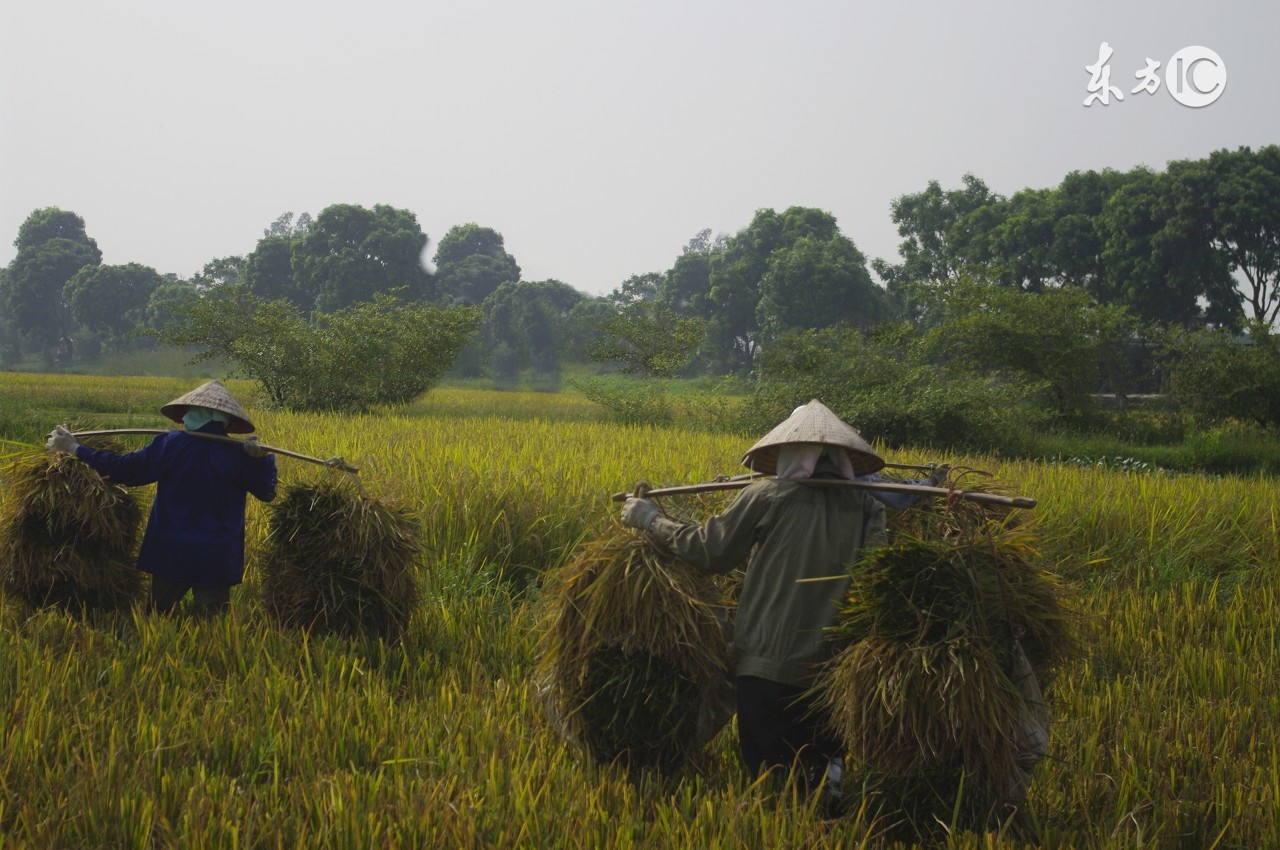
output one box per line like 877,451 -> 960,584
74,423 -> 277,586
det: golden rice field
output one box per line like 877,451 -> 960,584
1,372 -> 1278,848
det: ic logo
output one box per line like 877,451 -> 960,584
1165,46 -> 1226,108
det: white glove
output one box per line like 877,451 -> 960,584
46,424 -> 80,455
243,435 -> 268,459
927,463 -> 951,487
621,497 -> 660,530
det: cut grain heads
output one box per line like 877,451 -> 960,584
260,475 -> 423,640
816,521 -> 1080,823
0,441 -> 145,612
534,528 -> 734,771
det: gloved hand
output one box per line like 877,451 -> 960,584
46,424 -> 80,455
621,496 -> 661,531
243,435 -> 268,459
927,463 -> 951,487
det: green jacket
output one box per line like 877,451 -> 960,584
646,478 -> 887,687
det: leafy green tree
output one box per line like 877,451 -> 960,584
561,296 -> 616,363
262,211 -> 312,239
144,278 -> 200,332
156,286 -> 478,412
13,207 -> 99,250
64,263 -> 166,349
587,300 -> 705,378
1099,167 -> 1238,328
608,272 -> 663,307
481,279 -> 585,374
1165,321 -> 1280,428
2,208 -> 102,357
0,267 -> 15,365
191,255 -> 245,291
659,228 -> 722,319
956,188 -> 1058,292
757,233 -> 887,337
917,277 -> 1139,420
1051,168 -> 1130,299
293,204 -> 435,312
748,325 -> 1034,453
872,174 -> 1000,314
706,207 -> 842,373
242,236 -> 305,309
433,224 -> 521,305
1199,146 -> 1280,325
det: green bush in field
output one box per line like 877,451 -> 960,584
155,285 -> 479,413
568,375 -> 673,426
746,325 -> 1038,452
1165,321 -> 1280,429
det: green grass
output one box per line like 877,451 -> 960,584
1,372 -> 1278,848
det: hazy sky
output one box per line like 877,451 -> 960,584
3,1 -> 1277,297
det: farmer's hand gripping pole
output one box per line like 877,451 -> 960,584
70,429 -> 359,474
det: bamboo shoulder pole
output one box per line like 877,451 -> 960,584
71,429 -> 358,474
611,478 -> 1036,510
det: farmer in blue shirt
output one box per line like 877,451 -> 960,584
46,380 -> 277,616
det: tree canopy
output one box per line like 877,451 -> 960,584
156,285 -> 479,412
1,208 -> 103,356
65,263 -> 166,347
292,204 -> 435,312
433,224 -> 521,305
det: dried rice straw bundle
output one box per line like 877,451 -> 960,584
260,477 -> 422,640
535,527 -> 733,771
816,519 -> 1078,823
886,466 -> 1021,542
0,437 -> 144,611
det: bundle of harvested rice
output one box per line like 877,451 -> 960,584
260,476 -> 422,640
534,527 -> 734,771
0,438 -> 144,611
884,466 -> 1021,541
816,519 -> 1078,822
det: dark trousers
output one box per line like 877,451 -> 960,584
149,576 -> 231,617
735,675 -> 842,780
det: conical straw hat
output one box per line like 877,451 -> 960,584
741,399 -> 884,476
159,380 -> 255,434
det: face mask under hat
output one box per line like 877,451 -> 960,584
160,380 -> 256,434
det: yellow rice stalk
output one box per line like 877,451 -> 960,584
0,440 -> 144,611
260,476 -> 422,640
534,527 -> 733,771
817,517 -> 1079,823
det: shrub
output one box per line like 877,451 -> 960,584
568,376 -> 673,426
1165,322 -> 1280,429
155,286 -> 479,412
746,326 -> 1038,453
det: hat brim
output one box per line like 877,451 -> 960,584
159,403 -> 255,434
742,443 -> 884,477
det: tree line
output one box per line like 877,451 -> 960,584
1,145 -> 1277,428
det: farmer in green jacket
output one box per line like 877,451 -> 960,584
621,399 -> 886,806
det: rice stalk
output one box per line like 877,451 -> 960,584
0,436 -> 144,611
534,527 -> 734,771
260,476 -> 423,640
817,518 -> 1080,823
